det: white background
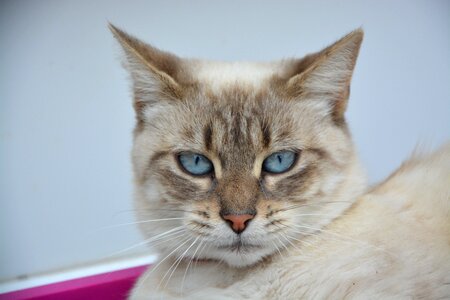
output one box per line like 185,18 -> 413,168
1,0 -> 449,280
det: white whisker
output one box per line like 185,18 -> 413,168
192,239 -> 210,271
291,223 -> 397,257
278,233 -> 313,261
148,231 -> 188,248
285,232 -> 317,248
106,226 -> 185,258
99,217 -> 185,230
271,240 -> 285,260
180,238 -> 205,295
134,236 -> 192,294
161,237 -> 200,291
280,201 -> 353,212
289,213 -> 349,217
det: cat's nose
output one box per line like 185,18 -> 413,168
221,214 -> 255,234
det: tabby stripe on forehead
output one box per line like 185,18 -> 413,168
231,113 -> 243,143
244,116 -> 256,146
261,121 -> 271,148
204,124 -> 213,151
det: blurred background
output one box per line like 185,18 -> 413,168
1,0 -> 449,283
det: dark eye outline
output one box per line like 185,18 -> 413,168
262,150 -> 299,175
176,152 -> 214,177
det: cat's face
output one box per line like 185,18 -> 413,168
111,25 -> 366,267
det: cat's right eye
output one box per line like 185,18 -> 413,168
178,152 -> 214,176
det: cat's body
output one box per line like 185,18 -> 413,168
110,25 -> 450,299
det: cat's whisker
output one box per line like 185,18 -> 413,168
271,240 -> 285,260
191,231 -> 226,272
279,201 -> 354,212
105,226 -> 185,258
167,238 -> 200,288
143,226 -> 186,243
275,228 -> 295,248
285,226 -> 348,248
159,236 -> 200,292
111,208 -> 142,218
98,217 -> 185,231
147,236 -> 192,275
277,220 -> 347,247
278,233 -> 314,261
275,234 -> 289,252
284,231 -> 317,248
180,237 -> 205,295
288,213 -> 351,218
270,222 -> 314,260
291,223 -> 397,258
285,201 -> 352,209
134,236 -> 192,294
148,231 -> 188,248
109,231 -> 185,259
192,241 -> 208,272
276,233 -> 297,254
146,208 -> 197,214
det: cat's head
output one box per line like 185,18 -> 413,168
111,25 -> 366,267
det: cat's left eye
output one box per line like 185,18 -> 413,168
262,151 -> 297,174
178,152 -> 214,176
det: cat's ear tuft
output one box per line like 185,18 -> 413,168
109,23 -> 184,120
286,29 -> 363,123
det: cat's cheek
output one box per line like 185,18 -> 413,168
188,199 -> 221,217
255,199 -> 284,218
262,176 -> 278,191
193,177 -> 215,192
141,180 -> 164,204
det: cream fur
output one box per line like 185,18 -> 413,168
190,61 -> 279,92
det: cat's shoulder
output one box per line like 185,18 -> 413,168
372,142 -> 450,198
367,142 -> 450,228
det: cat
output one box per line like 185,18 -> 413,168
110,24 -> 450,299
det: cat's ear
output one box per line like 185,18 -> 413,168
109,24 -> 183,119
286,29 -> 363,123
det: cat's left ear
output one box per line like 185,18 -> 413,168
285,29 -> 363,123
109,24 -> 184,121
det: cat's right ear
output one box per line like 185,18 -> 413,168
109,24 -> 183,120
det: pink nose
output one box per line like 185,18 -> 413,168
222,214 -> 254,234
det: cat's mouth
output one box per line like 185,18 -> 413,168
217,240 -> 262,252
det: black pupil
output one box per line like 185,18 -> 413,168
195,155 -> 200,165
277,154 -> 282,163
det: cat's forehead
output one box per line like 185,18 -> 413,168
188,60 -> 284,92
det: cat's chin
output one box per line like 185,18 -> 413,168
223,255 -> 264,268
211,246 -> 275,268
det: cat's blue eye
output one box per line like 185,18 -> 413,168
262,151 -> 297,174
178,152 -> 214,176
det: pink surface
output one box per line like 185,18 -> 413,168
0,265 -> 149,300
